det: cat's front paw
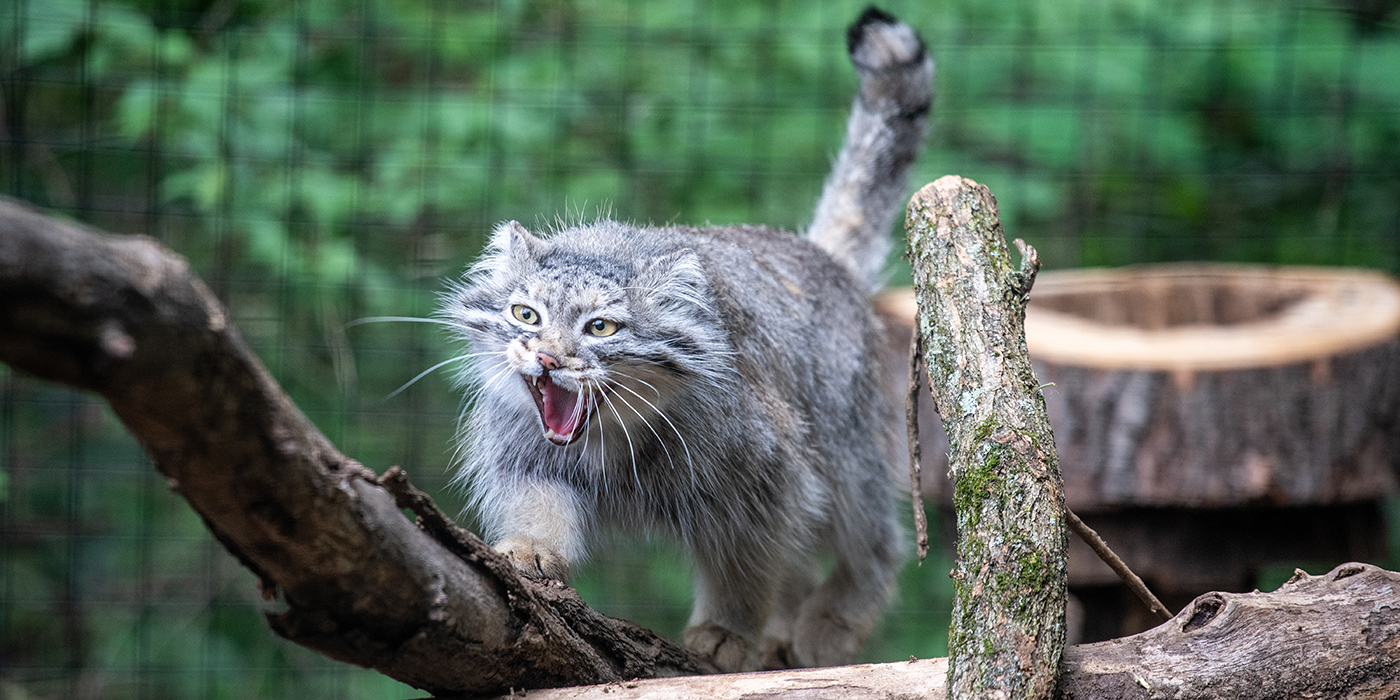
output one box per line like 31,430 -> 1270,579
683,622 -> 756,672
495,535 -> 571,581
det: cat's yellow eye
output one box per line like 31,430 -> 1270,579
585,318 -> 619,337
511,304 -> 540,325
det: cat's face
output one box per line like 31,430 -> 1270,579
492,261 -> 632,445
446,221 -> 727,448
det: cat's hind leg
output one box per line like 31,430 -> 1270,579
683,526 -> 822,672
790,495 -> 900,667
758,554 -> 820,670
682,549 -> 776,672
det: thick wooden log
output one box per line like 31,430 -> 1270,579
0,197 -> 715,697
484,659 -> 952,699
906,175 -> 1067,700
484,562 -> 1400,700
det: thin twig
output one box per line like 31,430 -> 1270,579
906,326 -> 929,564
1065,507 -> 1173,621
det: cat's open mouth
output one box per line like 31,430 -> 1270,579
525,372 -> 593,446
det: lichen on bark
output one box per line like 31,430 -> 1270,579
905,176 -> 1067,700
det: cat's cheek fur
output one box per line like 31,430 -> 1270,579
462,342 -> 537,418
504,340 -> 538,375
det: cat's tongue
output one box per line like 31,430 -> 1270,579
539,374 -> 584,443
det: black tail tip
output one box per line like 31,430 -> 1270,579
847,6 -> 901,54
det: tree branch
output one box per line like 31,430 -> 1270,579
907,326 -> 931,563
0,196 -> 714,698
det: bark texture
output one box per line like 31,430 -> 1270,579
905,176 -> 1068,700
0,196 -> 715,697
479,562 -> 1400,700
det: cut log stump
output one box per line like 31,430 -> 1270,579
1026,263 -> 1400,508
877,263 -> 1400,638
881,263 -> 1400,510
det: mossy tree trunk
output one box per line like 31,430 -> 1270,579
905,176 -> 1068,700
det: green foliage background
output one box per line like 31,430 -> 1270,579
2,0 -> 1398,697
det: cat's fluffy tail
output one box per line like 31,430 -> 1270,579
807,7 -> 934,293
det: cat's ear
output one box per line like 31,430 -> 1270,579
488,220 -> 543,261
636,249 -> 713,314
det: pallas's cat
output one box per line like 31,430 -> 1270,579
443,8 -> 933,671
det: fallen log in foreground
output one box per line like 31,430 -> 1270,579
503,562 -> 1399,700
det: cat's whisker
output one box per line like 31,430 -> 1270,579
603,377 -> 696,481
605,380 -> 685,487
457,370 -> 517,423
554,386 -> 582,473
456,349 -> 509,359
571,408 -> 593,477
385,354 -> 473,400
452,350 -> 511,373
608,368 -> 663,400
468,362 -> 515,399
571,383 -> 588,424
586,391 -> 615,497
566,384 -> 592,462
597,395 -> 610,496
448,357 -> 510,395
451,350 -> 509,386
346,315 -> 456,328
598,390 -> 641,492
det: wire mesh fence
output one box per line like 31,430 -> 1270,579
2,0 -> 1399,697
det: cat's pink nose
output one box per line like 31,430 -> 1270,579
536,351 -> 560,371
